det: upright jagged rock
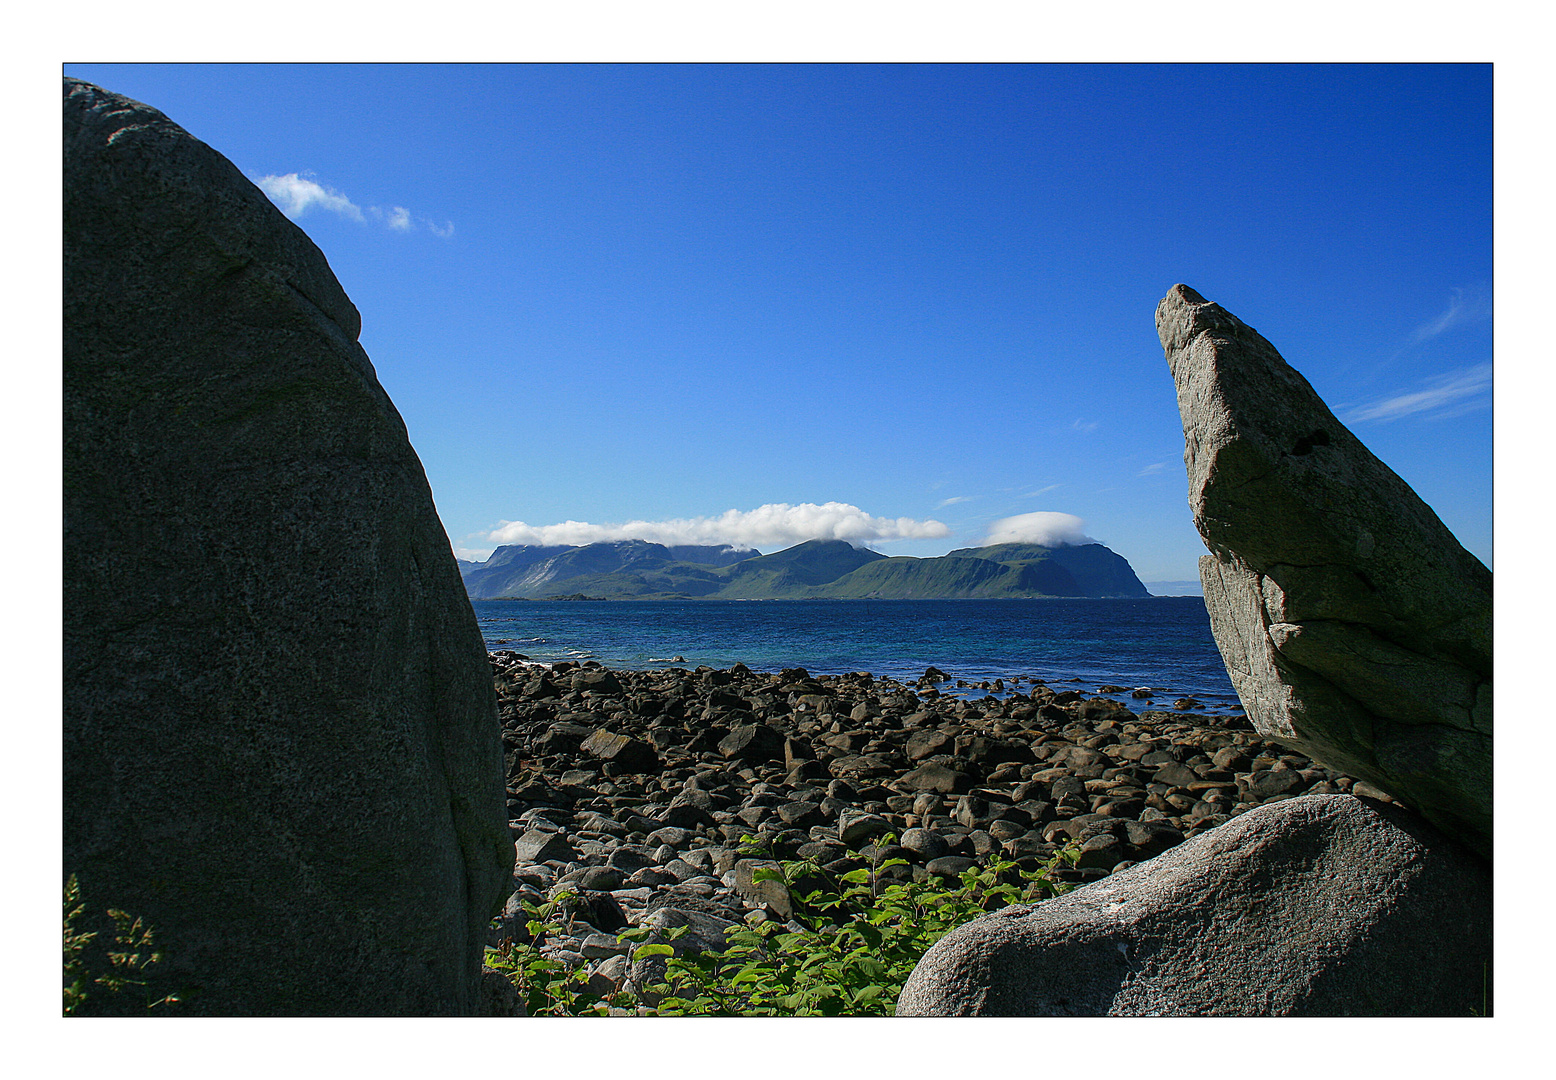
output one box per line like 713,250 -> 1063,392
1156,284 -> 1491,858
63,78 -> 513,1013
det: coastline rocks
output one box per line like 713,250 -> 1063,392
1157,284 -> 1492,859
63,78 -> 511,1014
898,794 -> 1492,1016
487,654 -> 1392,1009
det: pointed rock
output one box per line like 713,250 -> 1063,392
1156,285 -> 1491,858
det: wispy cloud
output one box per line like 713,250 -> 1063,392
936,495 -> 973,509
1136,462 -> 1167,477
1413,285 -> 1492,342
1022,484 -> 1061,498
1344,362 -> 1493,422
1071,419 -> 1098,433
981,512 -> 1096,548
255,172 -> 453,237
256,173 -> 364,222
480,502 -> 952,551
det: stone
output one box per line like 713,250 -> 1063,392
899,762 -> 975,794
628,906 -> 742,1004
900,827 -> 953,863
906,729 -> 955,762
580,729 -> 660,773
925,855 -> 979,879
1247,767 -> 1307,802
718,723 -> 786,763
732,859 -> 794,918
898,794 -> 1491,1016
837,808 -> 893,846
573,669 -> 624,695
1157,284 -> 1491,858
62,78 -> 511,1014
827,754 -> 895,780
657,794 -> 717,829
513,828 -> 577,865
578,866 -> 627,892
1152,762 -> 1201,790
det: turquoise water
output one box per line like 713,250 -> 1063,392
472,597 -> 1241,711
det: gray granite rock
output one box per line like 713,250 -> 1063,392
898,794 -> 1491,1016
1158,284 -> 1491,859
62,78 -> 510,1015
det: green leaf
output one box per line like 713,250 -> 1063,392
633,943 -> 675,960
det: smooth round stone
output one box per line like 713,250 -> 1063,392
578,866 -> 626,891
899,827 -> 952,862
646,826 -> 694,847
986,819 -> 1027,842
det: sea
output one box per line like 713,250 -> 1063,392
472,597 -> 1242,713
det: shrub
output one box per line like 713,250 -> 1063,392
485,837 -> 1079,1016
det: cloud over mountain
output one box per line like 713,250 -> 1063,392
481,502 -> 951,551
980,511 -> 1096,548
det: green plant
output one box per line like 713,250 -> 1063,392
484,837 -> 1080,1017
484,889 -> 637,1016
63,873 -> 178,1015
641,835 -> 1079,1016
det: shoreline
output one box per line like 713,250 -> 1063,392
488,656 -> 1380,1002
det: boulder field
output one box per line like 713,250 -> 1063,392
63,77 -> 511,1014
482,655 -> 1388,1009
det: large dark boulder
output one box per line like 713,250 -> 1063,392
63,78 -> 512,1014
898,794 -> 1491,1015
1156,285 -> 1491,859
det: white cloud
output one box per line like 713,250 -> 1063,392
1071,419 -> 1099,433
1137,462 -> 1167,477
936,495 -> 973,508
1344,362 -> 1493,422
255,172 -> 364,222
1413,285 -> 1492,342
482,502 -> 951,551
1022,484 -> 1061,497
981,512 -> 1096,548
255,173 -> 452,237
455,547 -> 493,563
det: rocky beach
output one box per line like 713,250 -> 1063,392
486,652 -> 1382,1008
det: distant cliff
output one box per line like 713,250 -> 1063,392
459,538 -> 1150,600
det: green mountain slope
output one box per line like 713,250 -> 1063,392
461,537 -> 1150,600
712,539 -> 887,597
948,542 -> 1150,597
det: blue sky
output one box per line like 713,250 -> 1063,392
61,62 -> 1493,582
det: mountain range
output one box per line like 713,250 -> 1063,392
457,538 -> 1150,600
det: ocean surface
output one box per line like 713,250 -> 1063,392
472,597 -> 1242,713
